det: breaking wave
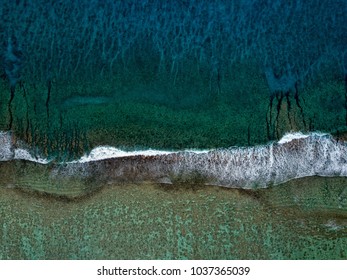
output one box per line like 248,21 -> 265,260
1,130 -> 347,188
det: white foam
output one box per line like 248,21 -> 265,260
278,131 -> 327,144
71,146 -> 174,163
184,149 -> 210,154
69,146 -> 212,163
59,133 -> 347,188
0,131 -> 50,164
0,131 -> 13,161
1,129 -> 211,164
13,148 -> 51,164
4,130 -> 347,189
170,133 -> 347,188
278,132 -> 310,144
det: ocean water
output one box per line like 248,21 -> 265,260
0,131 -> 347,259
1,131 -> 347,188
0,0 -> 346,259
0,176 -> 346,260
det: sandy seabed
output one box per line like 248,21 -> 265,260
0,175 -> 346,259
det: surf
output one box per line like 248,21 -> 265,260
2,130 -> 347,188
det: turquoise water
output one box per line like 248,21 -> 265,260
0,175 -> 346,259
0,1 -> 346,260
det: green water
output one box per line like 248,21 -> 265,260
0,172 -> 346,259
1,64 -> 345,160
0,0 -> 345,261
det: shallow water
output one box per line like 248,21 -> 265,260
0,0 -> 346,261
0,174 -> 346,259
1,132 -> 346,259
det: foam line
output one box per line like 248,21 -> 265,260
277,131 -> 327,144
2,131 -> 347,188
13,148 -> 51,164
1,130 -> 325,164
71,146 -> 175,163
0,131 -> 13,161
54,132 -> 347,188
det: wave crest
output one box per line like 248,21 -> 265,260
1,131 -> 346,188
